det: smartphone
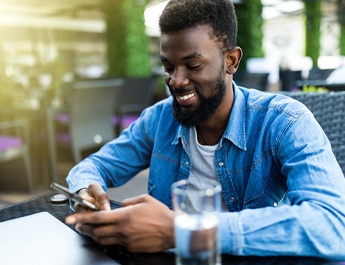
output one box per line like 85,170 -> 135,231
50,182 -> 100,211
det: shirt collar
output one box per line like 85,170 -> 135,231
222,82 -> 247,150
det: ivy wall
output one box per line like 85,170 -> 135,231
339,0 -> 345,55
235,0 -> 264,70
304,0 -> 321,66
102,0 -> 151,77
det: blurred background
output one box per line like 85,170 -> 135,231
0,0 -> 344,204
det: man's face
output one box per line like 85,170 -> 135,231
160,25 -> 227,127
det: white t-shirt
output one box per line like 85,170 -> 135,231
188,127 -> 228,211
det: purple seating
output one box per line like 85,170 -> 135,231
47,79 -> 122,182
54,113 -> 70,124
0,120 -> 33,192
55,132 -> 71,144
121,115 -> 140,128
112,76 -> 158,134
47,77 -> 157,182
0,136 -> 22,150
112,114 -> 140,131
53,112 -> 140,148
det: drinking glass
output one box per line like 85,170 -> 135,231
171,179 -> 222,265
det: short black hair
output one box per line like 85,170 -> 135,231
159,0 -> 238,53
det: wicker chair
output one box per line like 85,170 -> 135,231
282,91 -> 345,174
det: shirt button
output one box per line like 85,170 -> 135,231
185,161 -> 189,165
219,162 -> 224,166
273,202 -> 278,207
230,197 -> 235,203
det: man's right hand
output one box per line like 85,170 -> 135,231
75,182 -> 111,212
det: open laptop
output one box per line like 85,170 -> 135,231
0,212 -> 119,265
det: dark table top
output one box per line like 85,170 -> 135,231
0,193 -> 343,265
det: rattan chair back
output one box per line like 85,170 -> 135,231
283,91 -> 345,174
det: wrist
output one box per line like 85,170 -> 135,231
77,188 -> 88,195
167,210 -> 176,249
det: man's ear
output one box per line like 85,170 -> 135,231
225,46 -> 243,75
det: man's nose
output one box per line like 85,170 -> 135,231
169,69 -> 188,88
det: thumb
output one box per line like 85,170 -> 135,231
96,193 -> 111,211
88,183 -> 111,211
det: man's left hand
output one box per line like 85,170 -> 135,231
65,194 -> 175,252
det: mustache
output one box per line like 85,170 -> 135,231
169,86 -> 196,96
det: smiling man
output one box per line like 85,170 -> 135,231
65,0 -> 345,259
160,26 -> 231,132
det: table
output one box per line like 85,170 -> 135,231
0,193 -> 343,265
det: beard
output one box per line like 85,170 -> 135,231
171,75 -> 226,127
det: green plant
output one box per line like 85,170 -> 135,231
302,85 -> 328,92
341,22 -> 345,56
339,0 -> 345,55
102,0 -> 151,77
235,0 -> 264,70
304,0 -> 321,66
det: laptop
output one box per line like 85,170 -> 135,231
0,212 -> 119,265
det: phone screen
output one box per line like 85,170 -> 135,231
50,182 -> 100,211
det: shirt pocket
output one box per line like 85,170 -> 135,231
244,175 -> 288,209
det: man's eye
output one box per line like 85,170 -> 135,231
187,65 -> 201,70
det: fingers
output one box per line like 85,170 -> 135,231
88,182 -> 111,211
75,183 -> 111,211
65,196 -> 175,252
65,209 -> 129,247
66,208 -> 127,226
73,188 -> 96,213
122,194 -> 151,207
74,203 -> 91,213
75,223 -> 126,246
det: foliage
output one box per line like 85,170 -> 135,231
102,0 -> 151,77
304,0 -> 321,66
339,0 -> 345,55
341,23 -> 345,56
302,85 -> 328,92
235,0 -> 264,70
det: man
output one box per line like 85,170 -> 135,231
65,0 -> 345,259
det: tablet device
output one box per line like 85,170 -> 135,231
0,212 -> 119,265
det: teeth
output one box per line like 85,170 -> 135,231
177,93 -> 195,101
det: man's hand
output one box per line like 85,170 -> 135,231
75,182 -> 111,212
66,194 -> 175,252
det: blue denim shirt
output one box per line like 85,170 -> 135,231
67,83 -> 345,259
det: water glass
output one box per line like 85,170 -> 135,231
171,179 -> 222,265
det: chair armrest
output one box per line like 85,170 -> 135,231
0,120 -> 28,130
0,120 -> 30,146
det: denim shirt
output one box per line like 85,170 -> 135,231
67,83 -> 345,259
